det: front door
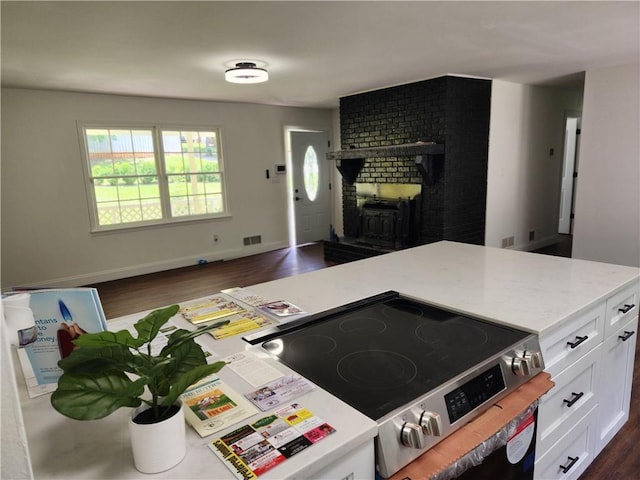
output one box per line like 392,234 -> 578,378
290,130 -> 330,245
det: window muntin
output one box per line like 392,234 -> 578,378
303,145 -> 319,201
82,125 -> 226,230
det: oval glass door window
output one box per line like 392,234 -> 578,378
303,145 -> 319,201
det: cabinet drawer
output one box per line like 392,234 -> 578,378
604,283 -> 639,339
537,344 -> 600,454
540,302 -> 605,377
535,406 -> 597,480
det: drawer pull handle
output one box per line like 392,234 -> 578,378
619,330 -> 636,342
563,391 -> 584,407
560,456 -> 579,474
618,304 -> 635,314
567,335 -> 588,349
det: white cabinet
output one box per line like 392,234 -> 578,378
535,280 -> 639,480
595,314 -> 638,455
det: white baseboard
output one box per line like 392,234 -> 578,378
514,234 -> 561,252
11,240 -> 290,289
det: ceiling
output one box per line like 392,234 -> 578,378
1,1 -> 638,108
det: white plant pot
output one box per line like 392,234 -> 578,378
128,402 -> 186,474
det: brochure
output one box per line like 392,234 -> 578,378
221,287 -> 273,308
245,375 -> 314,411
10,288 -> 108,398
208,311 -> 274,340
181,376 -> 259,437
209,404 -> 335,479
258,301 -> 305,318
180,294 -> 246,324
224,352 -> 284,388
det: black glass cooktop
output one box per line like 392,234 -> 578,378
249,291 -> 529,420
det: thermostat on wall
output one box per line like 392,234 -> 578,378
275,164 -> 286,174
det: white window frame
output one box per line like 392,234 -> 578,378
78,122 -> 230,232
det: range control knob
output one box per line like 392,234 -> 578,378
400,422 -> 425,449
419,411 -> 443,436
512,351 -> 543,377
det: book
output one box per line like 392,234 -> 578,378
181,376 -> 259,437
180,294 -> 246,324
209,404 -> 335,479
10,288 -> 108,398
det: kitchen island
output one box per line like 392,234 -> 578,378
17,241 -> 639,479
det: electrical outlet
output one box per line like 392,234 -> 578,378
213,234 -> 219,244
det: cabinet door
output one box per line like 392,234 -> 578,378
534,406 -> 597,480
595,315 -> 638,455
536,344 -> 600,454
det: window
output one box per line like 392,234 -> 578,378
81,125 -> 227,230
303,145 -> 319,201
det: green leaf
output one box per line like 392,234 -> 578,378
72,329 -> 142,349
133,305 -> 180,345
160,320 -> 229,357
162,361 -> 226,407
51,371 -> 146,420
57,345 -> 137,375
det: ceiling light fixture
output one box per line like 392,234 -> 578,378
225,62 -> 269,84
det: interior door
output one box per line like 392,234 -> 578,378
290,130 -> 330,244
558,117 -> 580,234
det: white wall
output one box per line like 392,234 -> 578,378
572,63 -> 640,267
1,89 -> 332,288
486,80 -> 583,251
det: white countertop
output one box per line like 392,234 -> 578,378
247,241 -> 639,336
18,241 -> 639,479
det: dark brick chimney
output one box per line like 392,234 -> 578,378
331,75 -> 491,259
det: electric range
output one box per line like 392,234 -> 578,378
244,291 -> 544,478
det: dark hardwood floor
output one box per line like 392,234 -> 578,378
87,242 -> 332,319
87,239 -> 637,479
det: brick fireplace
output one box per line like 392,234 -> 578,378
325,75 -> 491,264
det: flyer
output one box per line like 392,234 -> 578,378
258,301 -> 305,318
245,375 -> 314,411
208,311 -> 274,339
221,287 -> 273,308
209,404 -> 335,479
180,294 -> 246,324
181,376 -> 259,437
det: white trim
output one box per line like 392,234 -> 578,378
6,241 -> 290,291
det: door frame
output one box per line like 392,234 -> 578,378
284,126 -> 333,246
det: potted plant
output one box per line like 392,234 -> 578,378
50,304 -> 227,473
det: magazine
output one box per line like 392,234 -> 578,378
245,375 -> 314,411
180,294 -> 246,324
209,404 -> 336,479
181,376 -> 259,437
9,288 -> 107,398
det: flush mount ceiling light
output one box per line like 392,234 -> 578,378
224,62 -> 269,84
